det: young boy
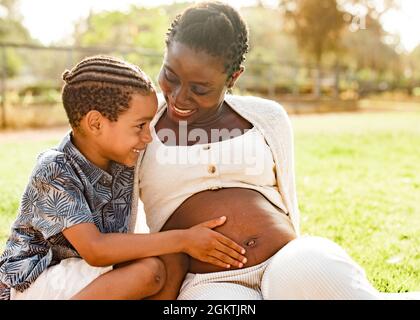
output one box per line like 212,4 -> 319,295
0,55 -> 247,300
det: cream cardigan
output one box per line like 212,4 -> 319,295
129,95 -> 300,235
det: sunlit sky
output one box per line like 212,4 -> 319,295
18,0 -> 420,52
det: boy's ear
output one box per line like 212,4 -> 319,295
85,110 -> 104,135
227,67 -> 245,89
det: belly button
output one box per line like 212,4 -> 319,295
244,238 -> 257,247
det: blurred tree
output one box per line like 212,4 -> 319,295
0,0 -> 32,77
338,0 -> 399,21
409,45 -> 420,89
73,3 -> 191,81
240,5 -> 300,95
277,0 -> 406,97
341,16 -> 401,93
279,0 -> 346,97
75,8 -> 166,51
0,0 -> 21,20
337,0 -> 402,95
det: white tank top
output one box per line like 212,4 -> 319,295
139,114 -> 287,232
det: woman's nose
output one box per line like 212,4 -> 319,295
171,84 -> 189,104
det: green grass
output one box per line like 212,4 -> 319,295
293,112 -> 420,293
0,111 -> 419,293
0,139 -> 60,243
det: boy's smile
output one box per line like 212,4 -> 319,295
72,92 -> 158,172
102,92 -> 158,168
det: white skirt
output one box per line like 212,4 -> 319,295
178,236 -> 386,300
11,258 -> 112,300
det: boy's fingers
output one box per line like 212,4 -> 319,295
205,256 -> 231,269
196,216 -> 226,229
210,250 -> 245,268
215,243 -> 247,266
217,235 -> 246,255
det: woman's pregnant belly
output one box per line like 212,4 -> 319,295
161,188 -> 297,273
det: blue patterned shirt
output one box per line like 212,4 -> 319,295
0,133 -> 134,300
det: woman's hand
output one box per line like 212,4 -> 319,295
182,216 -> 247,269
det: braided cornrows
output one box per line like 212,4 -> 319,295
166,1 -> 249,80
62,55 -> 155,127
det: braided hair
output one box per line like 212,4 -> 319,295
62,55 -> 155,128
166,1 -> 249,80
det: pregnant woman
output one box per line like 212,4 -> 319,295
136,1 -> 417,300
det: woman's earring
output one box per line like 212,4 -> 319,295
227,79 -> 234,94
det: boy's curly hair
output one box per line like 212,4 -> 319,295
61,55 -> 155,128
165,1 -> 249,80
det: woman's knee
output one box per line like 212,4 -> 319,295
262,236 -> 378,299
263,236 -> 348,286
280,236 -> 348,258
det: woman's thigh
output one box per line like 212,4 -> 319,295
11,258 -> 112,300
178,270 -> 264,300
178,282 -> 262,300
261,236 -> 380,300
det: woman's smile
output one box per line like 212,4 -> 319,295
168,102 -> 198,119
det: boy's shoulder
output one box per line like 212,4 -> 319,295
30,144 -> 76,184
37,148 -> 67,166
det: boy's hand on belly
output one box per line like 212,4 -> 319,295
182,216 -> 247,269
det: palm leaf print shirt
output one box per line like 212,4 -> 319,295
0,133 -> 134,299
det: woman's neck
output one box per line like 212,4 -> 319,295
189,100 -> 226,129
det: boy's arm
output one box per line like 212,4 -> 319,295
62,217 -> 246,269
30,159 -> 246,269
63,222 -> 185,267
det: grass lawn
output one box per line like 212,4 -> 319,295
0,111 -> 419,293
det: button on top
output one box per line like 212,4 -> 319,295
208,165 -> 216,174
100,176 -> 112,187
203,145 -> 211,150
